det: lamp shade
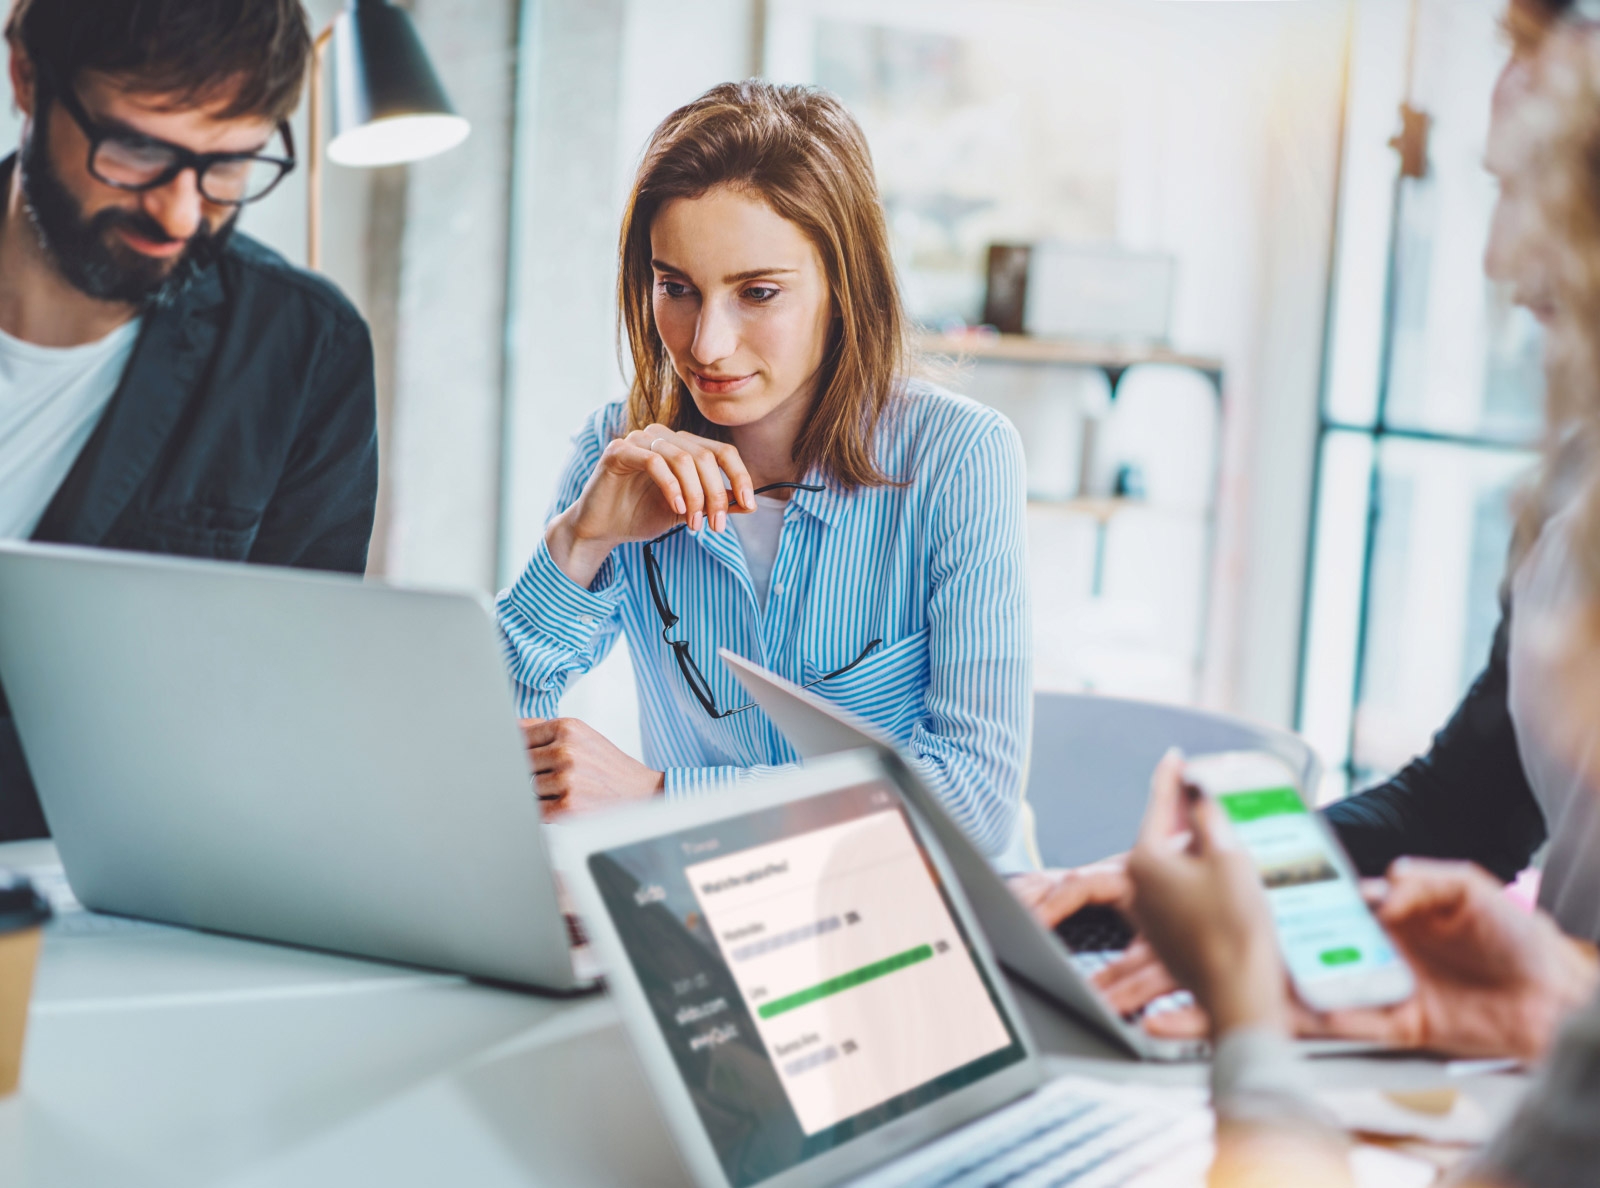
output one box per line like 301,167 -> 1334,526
327,0 -> 471,167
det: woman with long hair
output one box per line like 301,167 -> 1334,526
1013,0 -> 1600,1048
497,81 -> 1032,863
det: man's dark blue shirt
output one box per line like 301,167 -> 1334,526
0,161 -> 379,840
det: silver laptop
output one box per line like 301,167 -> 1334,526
0,541 -> 589,992
718,650 -> 1210,1062
556,750 -> 1210,1188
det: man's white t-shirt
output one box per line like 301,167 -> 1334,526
0,318 -> 140,539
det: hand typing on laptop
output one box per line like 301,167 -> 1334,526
1007,862 -> 1130,931
1007,859 -> 1190,1023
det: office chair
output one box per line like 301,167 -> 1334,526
1026,690 -> 1321,869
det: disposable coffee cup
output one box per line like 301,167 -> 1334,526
0,870 -> 51,1096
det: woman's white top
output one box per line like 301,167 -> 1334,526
1509,495 -> 1600,941
730,493 -> 787,610
497,381 -> 1033,862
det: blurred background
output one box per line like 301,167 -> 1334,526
1,0 -> 1537,805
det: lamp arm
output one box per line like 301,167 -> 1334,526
307,22 -> 335,271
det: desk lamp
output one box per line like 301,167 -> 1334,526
306,0 -> 471,269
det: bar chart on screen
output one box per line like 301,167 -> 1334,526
687,800 -> 1011,1135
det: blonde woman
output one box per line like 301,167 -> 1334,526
497,82 -> 1031,863
1124,20 -> 1600,1186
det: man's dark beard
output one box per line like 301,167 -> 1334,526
19,97 -> 236,309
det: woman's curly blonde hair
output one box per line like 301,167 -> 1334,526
1508,26 -> 1600,587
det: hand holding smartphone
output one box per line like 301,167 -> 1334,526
1183,751 -> 1415,1013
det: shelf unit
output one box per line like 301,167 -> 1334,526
918,331 -> 1225,701
916,332 -> 1224,399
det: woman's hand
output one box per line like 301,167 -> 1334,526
546,424 -> 756,588
1091,938 -> 1187,1018
1300,859 -> 1600,1061
1127,855 -> 1600,1059
1125,750 -> 1289,1038
520,717 -> 665,821
1008,860 -> 1131,928
1006,860 -> 1191,1018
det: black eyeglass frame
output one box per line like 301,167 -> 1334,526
41,70 -> 297,207
642,481 -> 882,719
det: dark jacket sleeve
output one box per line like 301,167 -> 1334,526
247,308 -> 378,574
1322,600 -> 1547,881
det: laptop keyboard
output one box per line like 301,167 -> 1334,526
1053,905 -> 1136,955
854,1077 -> 1209,1188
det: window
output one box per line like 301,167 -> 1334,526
1298,0 -> 1541,802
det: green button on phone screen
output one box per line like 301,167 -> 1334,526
1319,947 -> 1361,967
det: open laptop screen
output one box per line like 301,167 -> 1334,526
586,778 -> 1027,1188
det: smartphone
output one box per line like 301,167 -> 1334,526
1184,750 -> 1414,1013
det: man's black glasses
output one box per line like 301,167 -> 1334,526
642,482 -> 882,719
45,72 -> 296,206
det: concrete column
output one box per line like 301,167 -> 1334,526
498,0 -> 631,585
382,0 -> 519,591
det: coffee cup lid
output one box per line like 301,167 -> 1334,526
0,869 -> 52,933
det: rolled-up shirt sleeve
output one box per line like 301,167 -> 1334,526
912,418 -> 1032,857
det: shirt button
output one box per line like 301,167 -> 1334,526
772,583 -> 785,597
578,615 -> 596,625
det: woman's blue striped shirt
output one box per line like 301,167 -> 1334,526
496,382 -> 1033,858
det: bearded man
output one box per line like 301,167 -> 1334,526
0,0 -> 379,840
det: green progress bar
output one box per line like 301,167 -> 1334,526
758,945 -> 934,1020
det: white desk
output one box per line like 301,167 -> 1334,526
0,841 -> 1529,1187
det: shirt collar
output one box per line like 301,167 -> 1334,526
784,464 -> 846,526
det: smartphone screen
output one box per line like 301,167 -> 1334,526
1189,753 -> 1412,1010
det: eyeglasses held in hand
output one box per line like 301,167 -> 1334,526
642,482 -> 881,719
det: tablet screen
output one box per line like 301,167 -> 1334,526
587,779 -> 1026,1188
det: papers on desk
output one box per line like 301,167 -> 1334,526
1122,1130 -> 1439,1188
1349,1144 -> 1443,1188
1119,1129 -> 1440,1188
1081,1076 -> 1461,1188
1319,1086 -> 1495,1147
